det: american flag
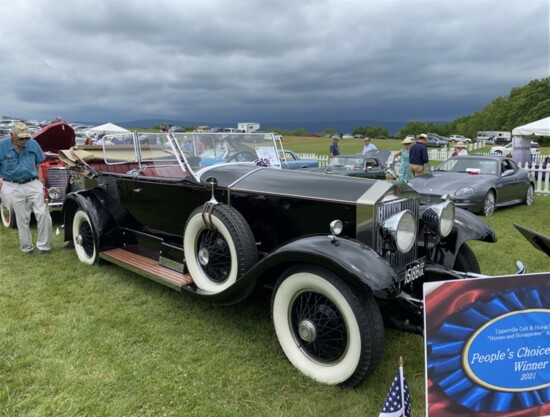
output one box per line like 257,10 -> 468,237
379,364 -> 412,417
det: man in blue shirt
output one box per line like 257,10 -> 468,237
408,133 -> 430,177
0,122 -> 52,255
362,137 -> 377,154
329,136 -> 340,158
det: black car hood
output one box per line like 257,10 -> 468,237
198,164 -> 403,204
33,122 -> 75,153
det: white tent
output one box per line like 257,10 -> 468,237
88,122 -> 130,134
512,117 -> 550,137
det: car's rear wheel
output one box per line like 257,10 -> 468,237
524,184 -> 534,206
184,205 -> 258,293
481,190 -> 496,216
73,209 -> 99,265
0,199 -> 16,229
272,264 -> 384,387
452,243 -> 481,274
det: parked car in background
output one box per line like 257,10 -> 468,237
408,155 -> 534,216
1,121 -> 75,228
302,150 -> 392,180
405,134 -> 416,140
449,134 -> 472,143
58,130 -> 496,387
425,135 -> 448,148
342,134 -> 353,139
278,149 -> 319,169
489,141 -> 540,157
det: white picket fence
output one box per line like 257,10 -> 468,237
427,142 -> 486,161
517,161 -> 550,196
298,152 -> 329,167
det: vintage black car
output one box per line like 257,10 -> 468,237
59,132 -> 496,387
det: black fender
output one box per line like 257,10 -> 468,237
62,189 -> 121,249
422,206 -> 497,268
196,235 -> 399,305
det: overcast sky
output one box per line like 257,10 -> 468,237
0,0 -> 548,125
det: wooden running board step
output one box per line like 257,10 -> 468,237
100,247 -> 193,291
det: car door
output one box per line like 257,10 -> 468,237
494,159 -> 521,203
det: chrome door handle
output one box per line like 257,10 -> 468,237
133,188 -> 145,193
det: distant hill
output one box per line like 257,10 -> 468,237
116,119 -> 426,135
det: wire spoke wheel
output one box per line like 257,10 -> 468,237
291,291 -> 347,363
197,228 -> 231,282
72,210 -> 99,265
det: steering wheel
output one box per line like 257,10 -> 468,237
226,151 -> 257,162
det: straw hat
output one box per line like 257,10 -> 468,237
401,138 -> 413,144
455,141 -> 466,148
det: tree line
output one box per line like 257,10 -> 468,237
272,77 -> 549,142
396,77 -> 549,141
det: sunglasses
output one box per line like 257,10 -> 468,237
16,137 -> 30,141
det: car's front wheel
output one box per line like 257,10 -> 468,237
452,243 -> 481,274
524,184 -> 534,206
0,199 -> 16,229
72,209 -> 99,265
481,190 -> 496,216
272,265 -> 384,387
184,205 -> 258,293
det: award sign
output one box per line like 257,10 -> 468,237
424,273 -> 550,417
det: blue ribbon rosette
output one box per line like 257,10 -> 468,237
427,285 -> 550,413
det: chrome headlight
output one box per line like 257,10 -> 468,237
329,220 -> 343,236
454,187 -> 474,197
423,200 -> 455,238
48,187 -> 61,200
379,210 -> 417,253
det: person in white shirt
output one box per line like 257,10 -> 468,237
362,137 -> 377,154
452,141 -> 468,157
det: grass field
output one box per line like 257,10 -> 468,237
0,139 -> 549,416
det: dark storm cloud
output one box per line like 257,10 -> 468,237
0,0 -> 547,124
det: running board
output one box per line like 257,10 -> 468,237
100,247 -> 193,291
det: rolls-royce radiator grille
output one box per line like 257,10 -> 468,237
375,196 -> 420,276
46,168 -> 70,204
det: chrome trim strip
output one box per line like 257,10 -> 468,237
357,180 -> 392,205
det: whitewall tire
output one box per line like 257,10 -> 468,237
1,199 -> 16,228
271,265 -> 384,387
184,205 -> 257,293
73,210 -> 99,265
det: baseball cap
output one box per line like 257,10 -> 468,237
417,134 -> 428,140
11,122 -> 32,138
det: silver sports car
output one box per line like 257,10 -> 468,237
408,155 -> 535,216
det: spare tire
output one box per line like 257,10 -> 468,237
184,205 -> 258,293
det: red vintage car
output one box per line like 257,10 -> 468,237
1,122 -> 75,227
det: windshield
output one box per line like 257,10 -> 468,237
95,132 -> 283,181
329,156 -> 366,169
436,158 -> 498,175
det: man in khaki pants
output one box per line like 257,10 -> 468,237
408,133 -> 430,177
0,122 -> 52,255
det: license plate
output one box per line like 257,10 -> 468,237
404,258 -> 425,284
